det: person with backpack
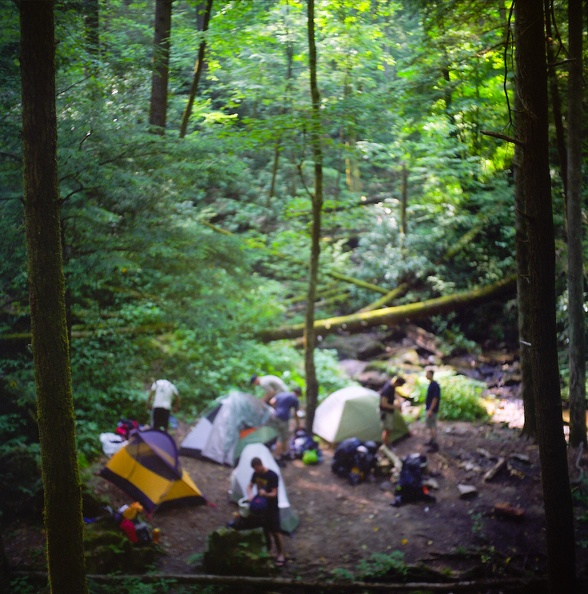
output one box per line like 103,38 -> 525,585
425,368 -> 441,452
246,456 -> 285,567
379,375 -> 406,447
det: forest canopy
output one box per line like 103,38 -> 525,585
0,0 -> 578,461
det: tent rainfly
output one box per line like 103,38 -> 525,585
179,391 -> 275,465
229,443 -> 299,533
100,429 -> 206,514
312,385 -> 410,444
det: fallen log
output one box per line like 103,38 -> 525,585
257,275 -> 516,342
13,570 -> 550,592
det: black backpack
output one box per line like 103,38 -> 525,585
332,437 -> 362,477
392,454 -> 435,505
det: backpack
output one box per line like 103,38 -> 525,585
115,418 -> 139,440
392,453 -> 435,506
331,438 -> 362,477
290,429 -> 318,459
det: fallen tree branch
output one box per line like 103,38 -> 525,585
257,275 -> 516,342
13,570 -> 549,592
359,282 -> 411,312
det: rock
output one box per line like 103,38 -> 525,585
422,477 -> 439,490
510,453 -> 531,464
202,527 -> 276,576
457,484 -> 478,499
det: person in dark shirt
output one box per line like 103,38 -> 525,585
247,457 -> 285,566
269,386 -> 301,465
379,376 -> 406,447
425,368 -> 441,452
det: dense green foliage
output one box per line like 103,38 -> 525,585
412,371 -> 489,422
0,0 -> 584,478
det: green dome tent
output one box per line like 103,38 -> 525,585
312,385 -> 409,444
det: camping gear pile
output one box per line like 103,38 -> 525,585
115,502 -> 152,544
390,453 -> 436,507
331,437 -> 379,485
289,429 -> 322,465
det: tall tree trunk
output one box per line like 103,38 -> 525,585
566,0 -> 586,448
19,3 -> 88,593
304,0 -> 323,432
149,0 -> 173,133
513,53 -> 537,439
179,0 -> 213,138
514,2 -> 576,591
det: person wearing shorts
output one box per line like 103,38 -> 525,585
269,386 -> 301,464
379,376 -> 405,447
425,368 -> 441,452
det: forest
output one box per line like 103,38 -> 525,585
1,0 -> 587,592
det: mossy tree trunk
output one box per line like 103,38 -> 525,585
514,2 -> 576,591
303,0 -> 323,432
19,3 -> 88,593
258,276 -> 516,342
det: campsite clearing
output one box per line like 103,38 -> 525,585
82,415 -> 588,584
5,384 -> 588,587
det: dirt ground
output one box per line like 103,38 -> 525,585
5,349 -> 588,589
85,411 -> 588,585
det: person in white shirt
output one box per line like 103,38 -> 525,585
146,379 -> 180,431
250,374 -> 288,404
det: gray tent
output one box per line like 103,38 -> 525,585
179,391 -> 274,465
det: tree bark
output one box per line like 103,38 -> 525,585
257,276 -> 516,342
19,2 -> 88,593
514,2 -> 576,591
149,0 -> 173,133
179,0 -> 213,138
304,0 -> 323,432
513,35 -> 536,439
566,0 -> 586,448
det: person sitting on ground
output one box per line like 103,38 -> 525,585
247,456 -> 285,567
269,386 -> 302,465
425,368 -> 441,452
379,375 -> 406,447
250,374 -> 288,404
146,378 -> 180,432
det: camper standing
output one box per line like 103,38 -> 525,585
247,456 -> 285,566
250,374 -> 288,404
269,387 -> 301,464
147,379 -> 180,432
425,368 -> 440,452
379,376 -> 406,447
